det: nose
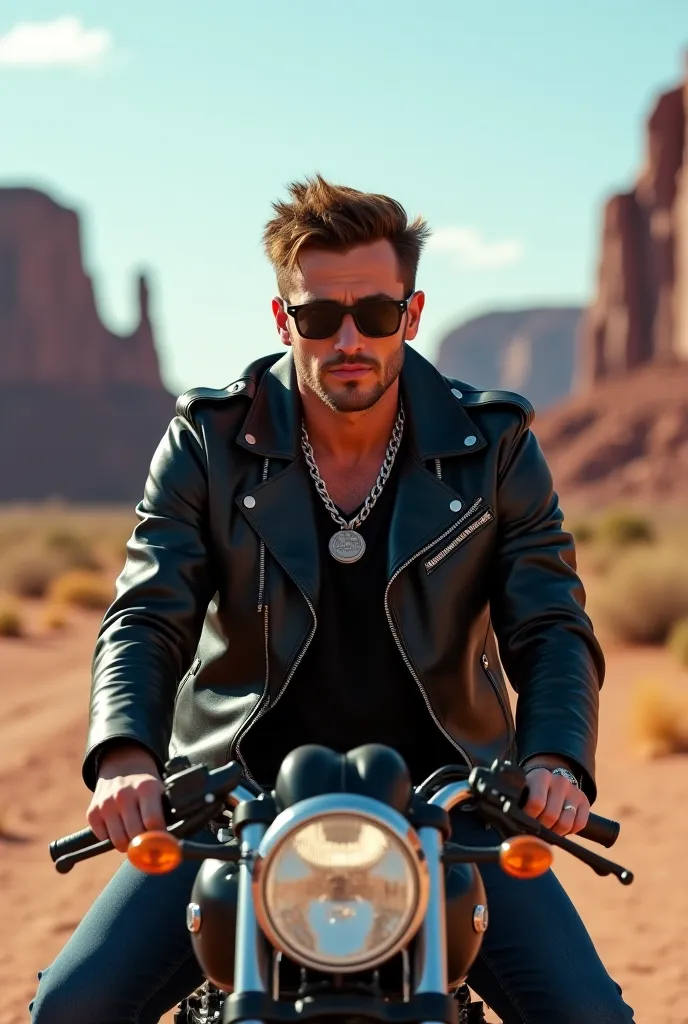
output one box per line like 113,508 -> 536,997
333,313 -> 363,353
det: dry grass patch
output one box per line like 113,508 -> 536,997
594,546 -> 688,645
629,676 -> 688,758
47,570 -> 114,611
0,600 -> 23,638
41,603 -> 70,632
668,618 -> 688,668
0,544 -> 78,599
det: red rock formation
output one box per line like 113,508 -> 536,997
0,188 -> 163,388
0,188 -> 175,502
578,64 -> 688,388
435,307 -> 582,413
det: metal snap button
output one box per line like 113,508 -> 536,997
186,903 -> 202,933
244,433 -> 256,445
449,499 -> 462,513
472,904 -> 489,933
243,495 -> 256,509
451,388 -> 463,399
464,435 -> 477,447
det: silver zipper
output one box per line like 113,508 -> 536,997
481,653 -> 515,748
424,508 -> 495,574
415,496 -> 483,572
257,459 -> 270,613
384,524 -> 482,769
234,597 -> 318,782
233,604 -> 271,781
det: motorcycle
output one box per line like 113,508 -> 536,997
50,745 -> 633,1024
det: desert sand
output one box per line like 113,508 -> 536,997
1,611 -> 687,1023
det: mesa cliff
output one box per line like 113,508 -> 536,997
578,68 -> 688,386
0,188 -> 175,501
534,60 -> 688,504
435,307 -> 582,412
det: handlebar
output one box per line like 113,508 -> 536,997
50,826 -> 113,863
49,755 -> 631,883
579,812 -> 620,848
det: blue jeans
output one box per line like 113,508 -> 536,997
30,815 -> 634,1023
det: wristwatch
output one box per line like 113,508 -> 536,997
550,766 -> 580,788
524,764 -> 580,788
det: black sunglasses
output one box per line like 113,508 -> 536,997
286,294 -> 413,340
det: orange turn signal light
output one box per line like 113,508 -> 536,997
127,830 -> 183,874
498,835 -> 553,880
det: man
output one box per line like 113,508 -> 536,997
31,175 -> 634,1023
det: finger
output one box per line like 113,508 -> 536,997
538,781 -> 568,829
522,773 -> 549,819
102,809 -> 130,853
87,806 -> 109,843
570,801 -> 591,836
115,791 -> 146,844
551,800 -> 578,836
137,780 -> 167,832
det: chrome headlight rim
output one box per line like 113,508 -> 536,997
252,793 -> 429,973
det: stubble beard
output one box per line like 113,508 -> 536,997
295,341 -> 406,414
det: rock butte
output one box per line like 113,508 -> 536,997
0,188 -> 175,502
537,57 -> 688,505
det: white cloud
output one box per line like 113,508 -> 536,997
428,226 -> 524,269
0,17 -> 111,68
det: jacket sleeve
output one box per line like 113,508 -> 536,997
489,422 -> 604,802
82,413 -> 216,790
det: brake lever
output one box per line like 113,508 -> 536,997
478,802 -> 634,885
53,797 -> 228,875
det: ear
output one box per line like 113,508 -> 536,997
272,297 -> 292,347
404,291 -> 425,342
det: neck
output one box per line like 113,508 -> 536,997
300,380 -> 400,463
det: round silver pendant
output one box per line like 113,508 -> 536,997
329,529 -> 366,564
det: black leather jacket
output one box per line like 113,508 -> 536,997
84,345 -> 604,800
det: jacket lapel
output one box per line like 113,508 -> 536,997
237,457 -> 320,608
387,456 -> 468,579
233,344 -> 489,597
386,345 -> 488,577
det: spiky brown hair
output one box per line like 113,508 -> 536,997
263,174 -> 430,298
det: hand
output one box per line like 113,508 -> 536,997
521,763 -> 590,837
87,743 -> 166,853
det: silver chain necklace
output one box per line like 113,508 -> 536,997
301,403 -> 405,564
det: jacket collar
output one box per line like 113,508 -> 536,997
236,344 -> 486,462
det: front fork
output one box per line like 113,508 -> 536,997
414,825 -> 449,1013
226,822 -> 270,1024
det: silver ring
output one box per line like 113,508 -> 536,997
563,804 -> 576,813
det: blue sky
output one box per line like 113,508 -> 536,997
1,1 -> 686,394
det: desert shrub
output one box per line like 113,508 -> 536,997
42,603 -> 70,632
0,601 -> 23,638
43,529 -> 101,570
629,676 -> 688,758
595,546 -> 688,645
596,508 -> 654,548
47,570 -> 114,611
668,618 -> 688,668
568,520 -> 595,545
0,530 -> 102,598
0,545 -> 70,599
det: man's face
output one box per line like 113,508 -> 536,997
272,240 -> 425,413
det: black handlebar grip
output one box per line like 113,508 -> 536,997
49,827 -> 112,863
578,812 -> 620,848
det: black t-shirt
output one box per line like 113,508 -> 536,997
242,443 -> 459,787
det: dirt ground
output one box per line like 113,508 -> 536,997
1,610 -> 687,1023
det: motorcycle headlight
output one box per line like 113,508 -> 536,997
253,795 -> 429,973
